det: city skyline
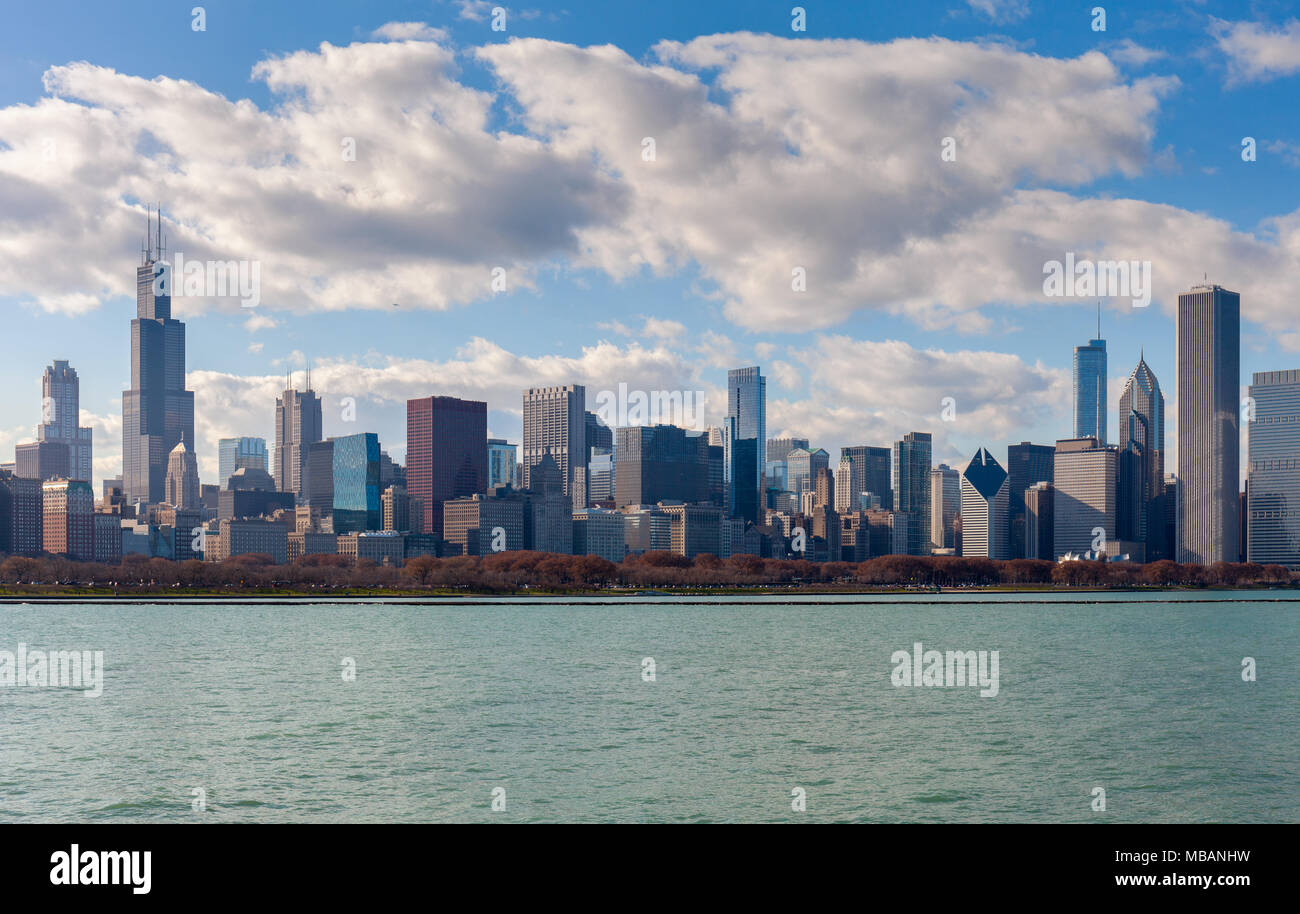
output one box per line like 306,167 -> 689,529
0,2 -> 1297,497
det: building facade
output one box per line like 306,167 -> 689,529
1246,370 -> 1300,568
406,395 -> 488,538
960,448 -> 1009,559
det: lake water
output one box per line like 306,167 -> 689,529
2,592 -> 1297,822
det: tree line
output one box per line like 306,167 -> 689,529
0,551 -> 1293,593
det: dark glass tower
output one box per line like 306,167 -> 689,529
122,208 -> 195,504
1006,442 -> 1054,558
1118,355 -> 1165,555
892,432 -> 932,554
727,366 -> 766,496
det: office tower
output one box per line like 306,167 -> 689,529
834,458 -> 853,513
1247,370 -> 1300,568
1006,442 -> 1055,558
164,441 -> 200,509
722,417 -> 759,524
1117,355 -> 1165,555
303,440 -> 335,516
524,454 -> 573,554
407,396 -> 488,538
1053,437 -> 1117,559
813,465 -> 835,510
584,410 -> 612,463
381,485 -> 409,532
839,444 -> 893,511
893,432 -> 932,554
331,433 -> 381,534
1024,481 -> 1055,560
443,492 -> 526,556
588,448 -> 614,502
1163,474 -> 1179,557
960,448 -> 1009,559
273,377 -> 323,501
521,385 -> 585,498
765,436 -> 808,492
727,367 -> 766,489
1177,283 -> 1241,565
14,441 -> 70,482
929,463 -> 960,551
42,478 -> 94,560
218,437 -> 269,488
487,439 -> 517,490
786,447 -> 829,497
661,502 -> 724,559
32,361 -> 93,481
613,425 -> 712,507
218,466 -> 294,521
0,470 -> 42,556
706,426 -> 725,447
572,508 -> 626,563
1073,314 -> 1107,444
123,210 -> 195,504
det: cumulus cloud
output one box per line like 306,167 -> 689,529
4,31 -> 1300,345
1211,18 -> 1300,84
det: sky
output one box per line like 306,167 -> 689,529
0,0 -> 1297,490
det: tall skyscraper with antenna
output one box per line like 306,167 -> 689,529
122,205 -> 195,504
274,368 -> 323,501
1072,303 -> 1107,445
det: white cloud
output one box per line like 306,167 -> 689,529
1211,18 -> 1300,84
370,22 -> 449,43
966,0 -> 1030,24
1108,39 -> 1167,68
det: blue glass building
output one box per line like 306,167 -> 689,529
332,433 -> 381,533
1073,338 -> 1107,444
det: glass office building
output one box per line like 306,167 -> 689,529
332,433 -> 381,534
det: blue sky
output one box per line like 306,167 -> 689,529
0,0 -> 1297,487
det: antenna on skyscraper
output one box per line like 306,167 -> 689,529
156,202 -> 163,261
1097,300 -> 1101,339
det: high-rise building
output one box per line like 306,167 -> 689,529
34,360 -> 93,482
123,211 -> 195,504
929,463 -> 960,551
723,417 -> 759,524
218,437 -> 268,488
786,447 -> 829,497
1053,437 -> 1117,559
488,439 -> 517,490
1246,370 -> 1300,569
42,478 -> 94,561
960,448 -> 1008,559
840,445 -> 893,512
1024,481 -> 1055,560
1177,283 -> 1241,565
273,378 -> 323,501
381,484 -> 410,533
14,440 -> 70,482
522,385 -> 585,498
0,470 -> 42,556
164,441 -> 200,510
584,410 -> 612,464
443,491 -> 526,556
727,367 -> 766,492
893,432 -> 932,554
614,425 -> 713,507
588,448 -> 614,503
834,458 -> 853,513
1117,355 -> 1165,555
1073,326 -> 1107,445
407,396 -> 488,538
1006,442 -> 1054,559
331,433 -> 381,534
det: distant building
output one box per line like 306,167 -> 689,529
1073,335 -> 1107,444
0,472 -> 43,555
840,445 -> 892,511
273,379 -> 323,501
206,518 -> 288,564
786,447 -> 829,498
614,425 -> 713,508
407,395 -> 488,538
288,531 -> 338,563
443,492 -> 526,556
164,441 -> 201,510
723,418 -> 759,524
727,367 -> 766,493
1177,283 -> 1241,565
218,437 -> 268,488
331,433 -> 381,534
893,432 -> 932,555
337,531 -> 404,566
488,439 -> 516,490
15,440 -> 71,482
1006,442 -> 1054,559
381,484 -> 411,533
622,505 -> 671,555
1247,369 -> 1300,569
929,464 -> 960,551
42,478 -> 94,561
522,385 -> 585,497
661,502 -> 723,559
960,448 -> 1009,559
1024,481 -> 1054,561
92,513 -> 123,563
1053,437 -> 1117,559
573,508 -> 625,563
1118,356 -> 1166,558
588,447 -> 614,503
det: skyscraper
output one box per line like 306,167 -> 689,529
929,463 -> 960,551
840,445 -> 893,511
1006,442 -> 1054,558
614,424 -> 712,507
1246,370 -> 1300,569
1177,283 -> 1241,565
218,437 -> 269,488
722,417 -> 759,524
893,432 -> 932,554
727,367 -> 766,493
1118,356 -> 1165,555
522,385 -> 585,497
164,441 -> 200,510
1053,437 -> 1117,559
487,439 -> 517,490
273,376 -> 323,501
35,361 -> 93,482
407,395 -> 488,538
331,432 -> 381,534
1073,318 -> 1107,444
960,448 -> 1008,559
123,209 -> 195,504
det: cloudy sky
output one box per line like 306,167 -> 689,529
1,0 -> 1297,488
